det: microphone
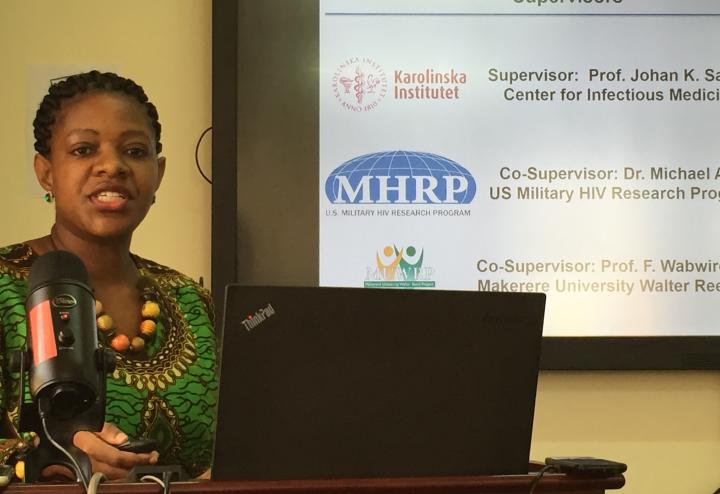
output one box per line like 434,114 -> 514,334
26,250 -> 102,420
17,250 -> 114,486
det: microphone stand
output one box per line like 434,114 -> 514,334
12,347 -> 116,487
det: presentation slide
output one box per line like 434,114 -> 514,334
319,0 -> 720,337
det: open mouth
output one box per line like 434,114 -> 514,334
94,191 -> 128,203
89,189 -> 131,210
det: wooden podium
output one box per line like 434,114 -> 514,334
0,472 -> 625,493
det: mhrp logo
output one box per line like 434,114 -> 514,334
325,151 -> 476,205
365,245 -> 435,288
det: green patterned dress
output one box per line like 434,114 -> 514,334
0,243 -> 218,477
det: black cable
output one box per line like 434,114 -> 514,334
162,469 -> 173,494
39,414 -> 89,492
529,464 -> 558,494
195,126 -> 212,184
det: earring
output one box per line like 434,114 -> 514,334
44,192 -> 54,203
152,195 -> 156,204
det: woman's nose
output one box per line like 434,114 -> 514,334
93,148 -> 129,177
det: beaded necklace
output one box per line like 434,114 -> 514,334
47,230 -> 160,354
95,276 -> 159,353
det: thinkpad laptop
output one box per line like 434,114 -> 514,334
212,286 -> 546,480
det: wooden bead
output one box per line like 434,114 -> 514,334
131,337 -> 146,351
141,301 -> 160,319
140,319 -> 157,336
95,294 -> 161,354
97,314 -> 114,332
111,334 -> 130,352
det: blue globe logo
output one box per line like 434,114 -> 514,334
325,151 -> 476,204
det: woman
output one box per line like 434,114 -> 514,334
0,71 -> 217,480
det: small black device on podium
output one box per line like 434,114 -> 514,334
117,438 -> 160,454
545,457 -> 627,475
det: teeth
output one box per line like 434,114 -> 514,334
95,191 -> 126,202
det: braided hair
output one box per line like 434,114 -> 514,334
33,70 -> 162,157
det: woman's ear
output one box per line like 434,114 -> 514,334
155,156 -> 166,191
33,153 -> 53,192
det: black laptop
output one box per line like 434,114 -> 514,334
212,286 -> 545,480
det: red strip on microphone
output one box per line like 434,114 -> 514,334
29,300 -> 57,365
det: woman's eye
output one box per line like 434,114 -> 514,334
126,146 -> 149,158
71,145 -> 93,157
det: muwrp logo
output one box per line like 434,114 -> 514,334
365,245 -> 435,288
325,151 -> 476,205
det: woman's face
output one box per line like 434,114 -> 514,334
35,91 -> 165,243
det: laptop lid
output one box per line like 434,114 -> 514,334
213,286 -> 545,480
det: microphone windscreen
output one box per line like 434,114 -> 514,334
28,251 -> 90,292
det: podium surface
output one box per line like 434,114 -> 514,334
1,473 -> 625,493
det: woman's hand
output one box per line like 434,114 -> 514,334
73,422 -> 159,480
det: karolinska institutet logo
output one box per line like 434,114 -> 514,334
331,57 -> 468,108
325,151 -> 476,205
394,68 -> 468,100
332,57 -> 388,112
365,245 -> 435,288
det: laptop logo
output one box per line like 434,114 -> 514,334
241,303 -> 276,331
